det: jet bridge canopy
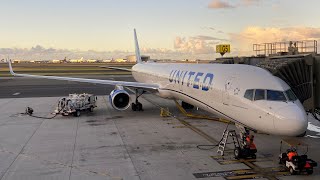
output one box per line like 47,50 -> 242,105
256,54 -> 314,111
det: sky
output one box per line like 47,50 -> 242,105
1,0 -> 320,60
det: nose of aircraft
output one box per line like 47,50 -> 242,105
274,105 -> 308,136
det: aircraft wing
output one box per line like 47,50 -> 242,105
99,66 -> 132,72
8,60 -> 158,92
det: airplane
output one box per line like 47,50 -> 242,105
8,29 -> 308,137
69,57 -> 84,63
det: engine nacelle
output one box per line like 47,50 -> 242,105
109,88 -> 131,111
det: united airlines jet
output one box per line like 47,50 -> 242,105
8,29 -> 308,137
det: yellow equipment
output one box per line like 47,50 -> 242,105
160,107 -> 171,117
174,100 -> 232,123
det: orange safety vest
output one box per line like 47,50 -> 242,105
246,136 -> 256,150
288,152 -> 298,160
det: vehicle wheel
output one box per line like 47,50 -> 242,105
289,167 -> 296,175
74,110 -> 81,117
234,147 -> 241,159
137,102 -> 143,111
131,103 -> 137,111
252,154 -> 256,159
89,106 -> 94,112
306,169 -> 313,175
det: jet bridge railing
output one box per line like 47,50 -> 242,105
253,40 -> 317,57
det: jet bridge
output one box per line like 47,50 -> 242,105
256,54 -> 314,111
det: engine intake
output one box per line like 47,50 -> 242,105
109,89 -> 131,110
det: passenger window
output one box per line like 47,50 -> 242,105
267,90 -> 286,101
254,89 -> 265,101
244,89 -> 254,100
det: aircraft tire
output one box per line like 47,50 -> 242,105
252,154 -> 256,159
137,102 -> 143,111
234,147 -> 241,159
74,110 -> 81,117
307,169 -> 313,175
289,167 -> 296,175
132,103 -> 137,111
89,106 -> 94,112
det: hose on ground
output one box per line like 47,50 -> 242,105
22,102 -> 65,119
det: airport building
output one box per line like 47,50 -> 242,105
126,55 -> 150,62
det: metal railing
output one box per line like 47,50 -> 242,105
253,40 -> 317,56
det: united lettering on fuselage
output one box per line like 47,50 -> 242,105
169,70 -> 214,91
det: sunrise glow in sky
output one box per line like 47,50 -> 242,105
1,0 -> 320,60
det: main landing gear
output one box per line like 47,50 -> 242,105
131,89 -> 145,111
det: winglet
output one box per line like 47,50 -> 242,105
8,59 -> 16,76
134,29 -> 142,63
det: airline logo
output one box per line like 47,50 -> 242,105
169,70 -> 214,91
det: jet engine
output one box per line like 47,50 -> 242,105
109,86 -> 131,110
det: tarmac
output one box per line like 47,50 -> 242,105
0,76 -> 320,180
0,75 -> 135,98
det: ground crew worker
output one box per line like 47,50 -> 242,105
287,147 -> 298,161
245,134 -> 257,153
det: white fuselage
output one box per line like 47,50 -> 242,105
132,62 -> 308,136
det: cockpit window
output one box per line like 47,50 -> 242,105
244,89 -> 254,100
267,90 -> 286,101
254,89 -> 265,101
285,89 -> 298,101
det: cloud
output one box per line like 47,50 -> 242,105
0,45 -> 134,60
0,44 -> 211,61
202,26 -> 216,31
208,0 -> 262,9
202,26 -> 226,34
0,35 -> 229,60
174,35 -> 228,55
3,26 -> 318,61
231,26 -> 320,43
191,35 -> 228,41
208,0 -> 234,9
242,0 -> 261,6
